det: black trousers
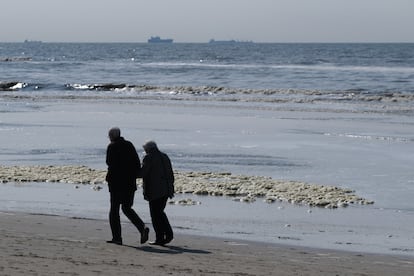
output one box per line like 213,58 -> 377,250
149,196 -> 173,242
109,191 -> 145,241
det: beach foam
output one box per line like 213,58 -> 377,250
0,165 -> 373,208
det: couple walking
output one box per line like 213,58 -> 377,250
105,127 -> 174,246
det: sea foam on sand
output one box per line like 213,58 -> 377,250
0,165 -> 373,208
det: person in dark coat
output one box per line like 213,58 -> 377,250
105,127 -> 149,245
140,140 -> 174,246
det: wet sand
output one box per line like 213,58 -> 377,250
1,211 -> 413,276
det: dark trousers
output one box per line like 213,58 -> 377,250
109,191 -> 145,241
149,196 -> 173,242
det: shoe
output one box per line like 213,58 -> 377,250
140,227 -> 149,244
149,240 -> 166,246
164,236 -> 173,245
106,239 -> 123,245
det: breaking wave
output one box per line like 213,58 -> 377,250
2,81 -> 414,114
2,81 -> 413,100
0,82 -> 27,91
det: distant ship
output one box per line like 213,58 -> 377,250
24,39 -> 42,44
209,39 -> 253,44
147,36 -> 173,43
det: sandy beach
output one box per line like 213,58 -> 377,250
0,211 -> 413,276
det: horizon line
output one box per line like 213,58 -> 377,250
2,40 -> 414,44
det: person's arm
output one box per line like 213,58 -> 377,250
140,155 -> 151,200
140,154 -> 152,178
129,143 -> 141,178
163,153 -> 175,198
106,144 -> 112,166
105,145 -> 113,182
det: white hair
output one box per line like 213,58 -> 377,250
108,127 -> 121,141
143,140 -> 158,151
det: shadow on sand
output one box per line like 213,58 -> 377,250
130,244 -> 212,255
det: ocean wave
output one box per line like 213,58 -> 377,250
0,57 -> 32,62
0,82 -> 27,91
64,82 -> 410,96
142,61 -> 265,70
324,133 -> 413,143
65,83 -> 414,103
2,82 -> 414,113
140,61 -> 414,74
66,83 -> 129,90
274,64 -> 414,74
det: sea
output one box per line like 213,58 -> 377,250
1,42 -> 414,94
1,42 -> 414,255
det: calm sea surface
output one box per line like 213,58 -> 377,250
1,42 -> 414,94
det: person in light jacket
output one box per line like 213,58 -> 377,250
140,140 -> 174,246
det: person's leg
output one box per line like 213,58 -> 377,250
121,192 -> 149,244
149,196 -> 173,244
149,197 -> 165,242
121,192 -> 145,233
158,196 -> 173,243
108,193 -> 122,244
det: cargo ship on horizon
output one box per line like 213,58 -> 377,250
209,39 -> 253,44
147,36 -> 173,43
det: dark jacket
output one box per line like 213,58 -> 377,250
140,148 -> 174,201
106,137 -> 140,193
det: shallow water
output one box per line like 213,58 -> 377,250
1,98 -> 413,210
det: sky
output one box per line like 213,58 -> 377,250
1,0 -> 413,43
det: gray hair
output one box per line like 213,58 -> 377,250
143,140 -> 158,151
108,127 -> 121,141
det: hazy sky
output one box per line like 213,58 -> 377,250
1,0 -> 413,43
